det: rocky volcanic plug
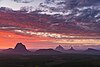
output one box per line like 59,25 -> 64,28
3,43 -> 30,54
14,43 -> 28,52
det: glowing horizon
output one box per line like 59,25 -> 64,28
0,29 -> 100,49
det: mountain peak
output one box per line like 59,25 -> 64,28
55,45 -> 65,51
3,43 -> 30,54
68,47 -> 75,51
14,43 -> 28,52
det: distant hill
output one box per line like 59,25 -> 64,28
2,43 -> 100,55
64,47 -> 80,53
55,45 -> 65,52
81,48 -> 100,55
2,44 -> 62,55
67,47 -> 76,51
34,49 -> 62,55
85,48 -> 100,52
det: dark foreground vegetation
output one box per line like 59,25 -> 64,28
0,53 -> 100,67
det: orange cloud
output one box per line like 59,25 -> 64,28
0,30 -> 53,48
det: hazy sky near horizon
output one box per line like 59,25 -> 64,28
0,30 -> 100,49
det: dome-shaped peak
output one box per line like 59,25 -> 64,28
55,45 -> 65,51
14,43 -> 27,52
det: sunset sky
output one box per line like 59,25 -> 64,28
0,0 -> 100,49
0,29 -> 100,49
